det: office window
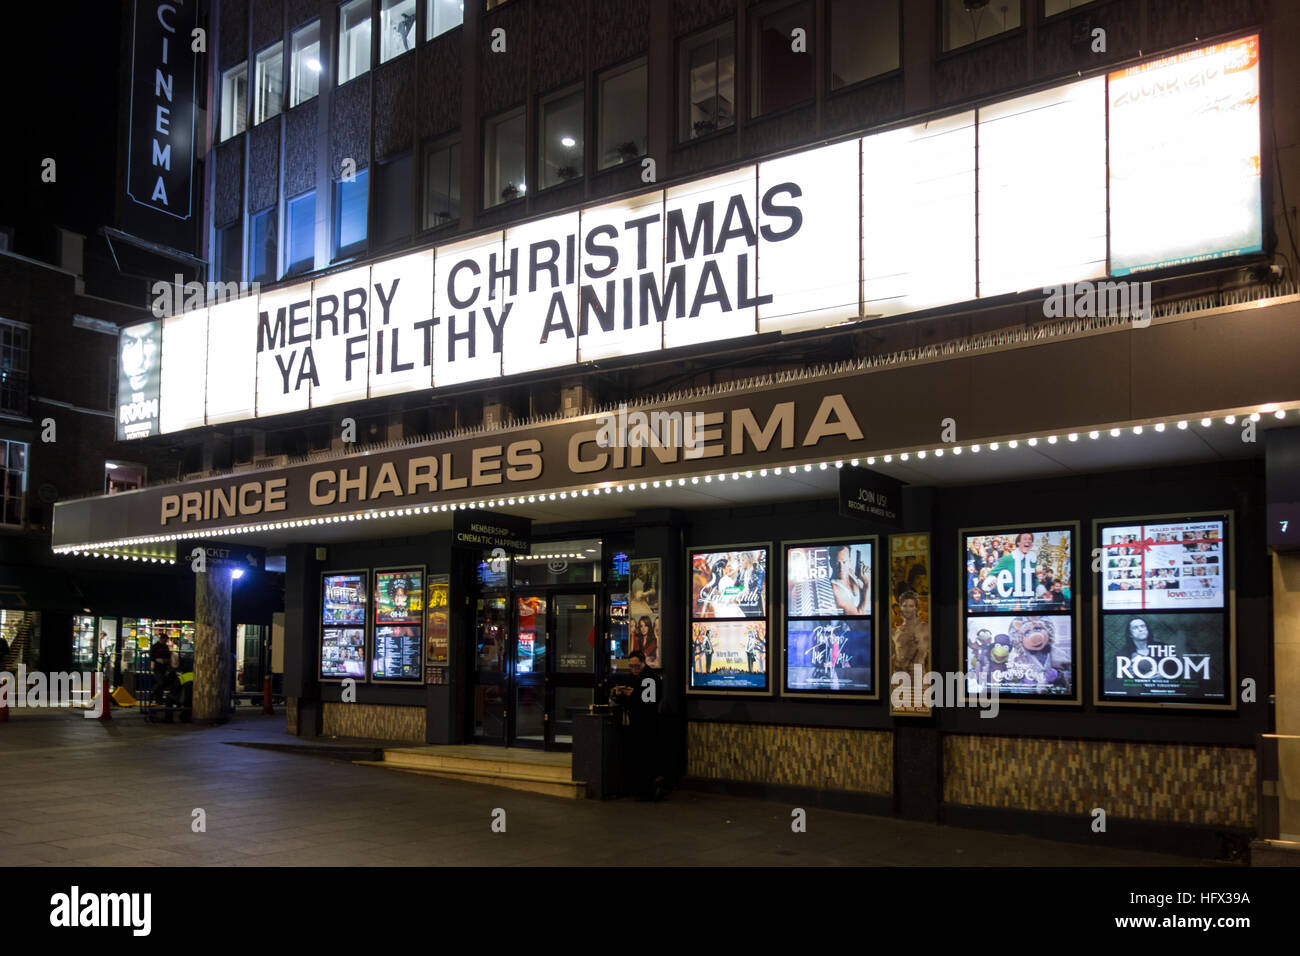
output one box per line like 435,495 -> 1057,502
375,153 -> 413,247
0,440 -> 26,526
679,24 -> 734,141
538,86 -> 584,190
250,207 -> 278,283
1045,0 -> 1094,13
751,0 -> 813,116
286,191 -> 316,275
427,0 -> 463,39
597,58 -> 647,170
0,320 -> 30,416
829,0 -> 899,88
942,0 -> 1021,51
254,43 -> 284,125
290,21 -> 322,106
215,222 -> 243,283
333,168 -> 370,257
380,0 -> 418,63
220,62 -> 248,140
484,108 -> 526,207
422,136 -> 461,229
339,0 -> 372,84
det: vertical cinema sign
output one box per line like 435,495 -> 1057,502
126,0 -> 198,221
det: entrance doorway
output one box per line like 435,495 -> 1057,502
471,540 -> 604,751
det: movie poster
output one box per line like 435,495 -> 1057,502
117,321 -> 161,440
1099,612 -> 1226,702
375,568 -> 423,623
690,548 -> 767,619
786,619 -> 871,692
321,627 -> 366,679
322,573 -> 367,624
889,534 -> 931,716
627,558 -> 661,668
372,625 -> 423,681
690,621 -> 768,690
1099,519 -> 1225,610
964,529 -> 1073,613
963,615 -> 1074,698
786,543 -> 872,616
424,573 -> 449,676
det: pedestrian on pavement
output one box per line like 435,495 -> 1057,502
611,650 -> 666,801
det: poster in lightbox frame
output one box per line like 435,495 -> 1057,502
1098,612 -> 1227,704
785,542 -> 873,617
888,533 -> 932,716
371,625 -> 424,682
375,567 -> 424,624
784,619 -> 873,694
626,558 -> 661,669
319,570 -> 369,683
963,527 -> 1075,613
959,522 -> 1080,705
1098,518 -> 1225,611
322,571 -> 368,625
1092,511 -> 1236,710
689,547 -> 768,619
690,621 -> 769,691
320,628 -> 366,680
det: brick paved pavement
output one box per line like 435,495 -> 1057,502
0,709 -> 1212,867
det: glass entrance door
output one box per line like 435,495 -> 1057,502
550,593 -> 597,747
513,594 -> 548,747
472,594 -> 510,744
506,590 -> 599,751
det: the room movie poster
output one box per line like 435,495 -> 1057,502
1100,612 -> 1226,702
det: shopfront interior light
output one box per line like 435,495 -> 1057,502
935,448 -> 944,456
1089,430 -> 1099,439
1132,425 -> 1143,435
1027,438 -> 1037,447
1154,422 -> 1165,432
883,455 -> 892,462
989,443 -> 998,451
900,453 -> 909,461
1110,428 -> 1120,437
1047,435 -> 1058,444
1276,410 -> 1287,419
917,450 -> 926,459
952,446 -> 961,454
1250,412 -> 1261,421
1224,415 -> 1235,424
1008,440 -> 1018,448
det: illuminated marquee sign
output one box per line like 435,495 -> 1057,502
119,37 -> 1262,439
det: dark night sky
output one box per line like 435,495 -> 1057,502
0,1 -> 125,254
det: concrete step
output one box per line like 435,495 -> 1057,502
355,757 -> 586,799
376,747 -> 575,782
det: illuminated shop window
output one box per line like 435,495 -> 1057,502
829,0 -> 899,89
339,0 -> 372,84
483,107 -> 526,207
750,0 -> 813,116
380,0 -> 418,63
104,461 -> 146,494
220,61 -> 248,140
290,20 -> 322,106
285,191 -> 316,275
254,43 -> 284,125
422,135 -> 460,229
427,0 -> 464,39
596,58 -> 646,171
679,23 -> 734,141
538,85 -> 584,190
942,0 -> 1022,51
333,168 -> 370,258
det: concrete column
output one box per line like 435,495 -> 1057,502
193,565 -> 233,722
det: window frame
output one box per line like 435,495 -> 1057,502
536,83 -> 586,193
289,19 -> 323,108
482,106 -> 528,210
675,20 -> 737,145
332,167 -> 371,261
214,221 -> 244,285
748,0 -> 815,120
338,0 -> 374,86
249,206 -> 279,284
379,0 -> 419,64
253,41 -> 285,126
285,190 -> 317,277
0,439 -> 27,527
420,133 -> 462,233
425,0 -> 464,41
0,318 -> 31,419
220,60 -> 249,141
373,151 -> 415,250
595,55 -> 649,173
826,0 -> 903,96
938,0 -> 1026,55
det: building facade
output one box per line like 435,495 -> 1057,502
52,0 -> 1300,855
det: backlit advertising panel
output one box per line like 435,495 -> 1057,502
964,615 -> 1074,698
690,621 -> 768,690
690,548 -> 768,619
1099,612 -> 1226,703
1108,35 -> 1262,275
786,541 -> 872,617
964,528 -> 1074,613
117,321 -> 162,440
1099,518 -> 1225,610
